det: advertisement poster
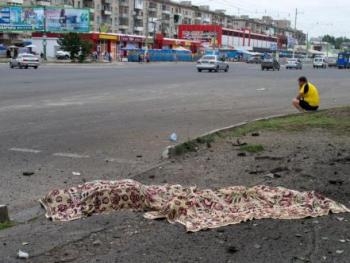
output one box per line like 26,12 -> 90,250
45,7 -> 89,33
0,6 -> 44,31
178,25 -> 222,48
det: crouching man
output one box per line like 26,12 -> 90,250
292,76 -> 320,112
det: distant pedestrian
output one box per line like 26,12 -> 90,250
292,76 -> 320,112
173,53 -> 178,63
138,53 -> 143,63
92,51 -> 98,62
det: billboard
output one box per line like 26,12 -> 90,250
45,7 -> 89,33
0,6 -> 44,31
178,25 -> 223,47
0,6 -> 89,32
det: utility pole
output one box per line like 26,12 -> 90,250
42,6 -> 47,61
144,0 -> 149,49
292,8 -> 298,58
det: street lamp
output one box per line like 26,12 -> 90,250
42,7 -> 47,61
42,33 -> 47,61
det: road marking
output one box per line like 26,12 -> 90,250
9,148 -> 41,154
53,153 -> 90,159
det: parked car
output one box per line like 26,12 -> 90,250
313,57 -> 327,68
326,57 -> 337,68
56,50 -> 70,59
286,58 -> 302,70
9,53 -> 40,69
261,58 -> 280,71
247,56 -> 261,64
196,55 -> 229,72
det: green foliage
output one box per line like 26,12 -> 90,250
0,221 -> 14,231
171,141 -> 198,155
322,35 -> 350,49
57,33 -> 93,62
79,39 -> 93,63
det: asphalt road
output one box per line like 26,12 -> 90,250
0,62 -> 349,213
1,62 -> 350,263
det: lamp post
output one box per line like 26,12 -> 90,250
42,34 -> 47,61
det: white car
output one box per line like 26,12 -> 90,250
196,55 -> 229,72
56,50 -> 70,59
9,53 -> 40,69
286,58 -> 302,70
313,57 -> 327,68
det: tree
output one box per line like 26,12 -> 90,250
322,35 -> 350,49
79,39 -> 93,63
322,35 -> 335,46
57,33 -> 93,62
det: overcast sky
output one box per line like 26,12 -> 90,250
182,0 -> 349,38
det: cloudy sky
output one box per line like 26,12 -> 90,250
182,0 -> 349,38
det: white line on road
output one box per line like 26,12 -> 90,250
9,148 -> 41,154
53,153 -> 90,159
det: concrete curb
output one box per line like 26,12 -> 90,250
161,113 -> 291,159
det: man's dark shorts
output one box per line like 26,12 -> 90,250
299,100 -> 318,111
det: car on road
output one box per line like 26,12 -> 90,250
286,58 -> 302,70
9,53 -> 40,69
261,58 -> 280,71
246,56 -> 261,64
313,57 -> 327,68
56,50 -> 70,60
196,55 -> 229,72
326,57 -> 337,68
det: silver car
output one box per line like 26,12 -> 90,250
9,53 -> 40,69
286,58 -> 302,70
196,55 -> 229,72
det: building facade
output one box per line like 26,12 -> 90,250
0,0 -> 306,46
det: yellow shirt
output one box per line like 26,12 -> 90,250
299,82 -> 320,107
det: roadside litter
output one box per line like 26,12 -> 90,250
40,179 -> 350,232
169,133 -> 178,142
17,250 -> 29,259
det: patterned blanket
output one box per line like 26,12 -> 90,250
40,179 -> 350,232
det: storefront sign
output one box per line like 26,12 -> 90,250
119,35 -> 144,43
99,34 -> 117,40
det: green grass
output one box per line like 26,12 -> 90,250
240,144 -> 264,153
229,110 -> 350,137
0,221 -> 14,231
171,134 -> 220,156
169,107 -> 350,157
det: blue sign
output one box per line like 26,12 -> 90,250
45,7 -> 89,33
0,6 -> 44,31
0,6 -> 89,32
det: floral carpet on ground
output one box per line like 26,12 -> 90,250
40,179 -> 350,232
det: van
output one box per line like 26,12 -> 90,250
313,57 -> 327,68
